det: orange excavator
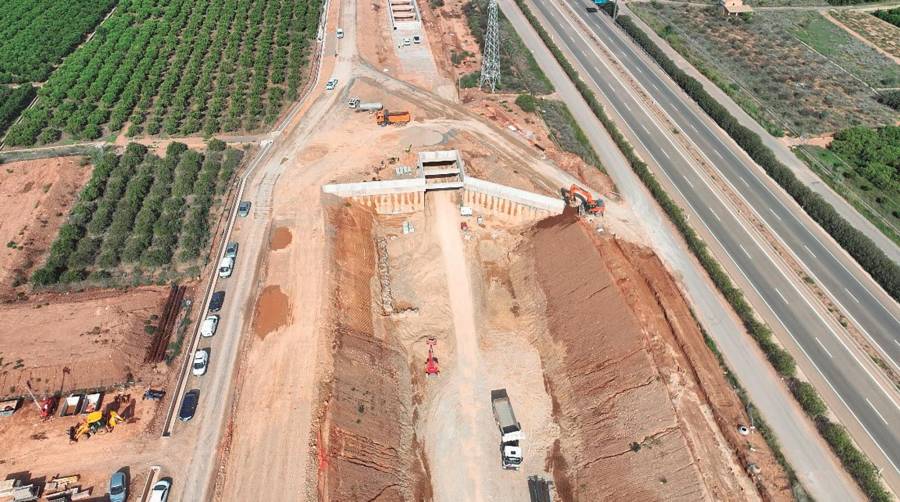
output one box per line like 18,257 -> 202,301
561,184 -> 605,216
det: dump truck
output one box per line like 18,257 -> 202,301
491,389 -> 524,470
376,110 -> 411,126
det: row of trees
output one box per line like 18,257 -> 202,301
0,84 -> 35,137
0,0 -> 116,83
873,7 -> 900,27
4,0 -> 323,146
32,142 -> 244,285
601,10 -> 892,501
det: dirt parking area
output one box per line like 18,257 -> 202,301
0,157 -> 91,299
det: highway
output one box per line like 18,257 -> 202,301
523,0 -> 900,490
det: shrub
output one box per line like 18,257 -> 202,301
789,379 -> 827,418
515,94 -> 537,113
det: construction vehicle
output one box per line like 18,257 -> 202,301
69,410 -> 125,442
348,97 -> 383,112
491,389 -> 524,470
561,184 -> 605,216
376,110 -> 411,126
425,338 -> 439,376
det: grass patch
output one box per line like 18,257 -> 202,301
537,99 -> 604,171
462,0 -> 553,94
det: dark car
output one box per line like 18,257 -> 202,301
178,389 -> 200,421
237,201 -> 252,217
209,291 -> 225,312
225,241 -> 239,259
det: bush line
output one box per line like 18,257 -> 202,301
511,0 -> 890,499
610,12 -> 900,303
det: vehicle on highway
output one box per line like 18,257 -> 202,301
325,78 -> 338,90
148,479 -> 171,502
336,28 -> 344,38
109,471 -> 127,502
413,35 -> 421,44
192,349 -> 210,376
218,256 -> 234,278
209,291 -> 225,313
225,241 -> 239,259
237,201 -> 251,217
200,315 -> 219,337
179,390 -> 200,421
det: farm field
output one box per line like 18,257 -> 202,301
794,126 -> 900,245
630,4 -> 899,136
32,142 -> 243,287
0,84 -> 35,137
830,9 -> 900,59
4,0 -> 323,147
0,0 -> 116,84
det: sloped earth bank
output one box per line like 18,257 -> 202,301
315,204 -> 429,501
525,213 -> 792,501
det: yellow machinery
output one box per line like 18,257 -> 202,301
69,410 -> 125,442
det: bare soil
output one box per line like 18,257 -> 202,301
0,286 -> 168,399
0,157 -> 91,299
252,285 -> 290,339
269,226 -> 293,250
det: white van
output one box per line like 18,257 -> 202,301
218,256 -> 234,278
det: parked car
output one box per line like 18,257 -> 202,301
192,349 -> 209,376
178,390 -> 199,421
336,28 -> 344,38
200,314 -> 219,337
225,241 -> 239,259
148,479 -> 171,502
402,37 -> 411,47
109,471 -> 127,502
413,35 -> 421,44
218,256 -> 234,278
325,78 -> 338,90
209,291 -> 225,313
238,201 -> 251,217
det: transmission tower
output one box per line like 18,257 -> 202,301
479,0 -> 501,92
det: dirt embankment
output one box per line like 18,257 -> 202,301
529,214 -> 790,501
315,205 -> 429,501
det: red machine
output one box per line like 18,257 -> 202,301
425,338 -> 440,376
40,396 -> 58,419
562,184 -> 605,216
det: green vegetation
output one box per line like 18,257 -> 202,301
603,11 -> 892,499
0,0 -> 116,84
613,12 -> 900,301
537,100 -> 603,171
511,0 -> 806,493
630,4 -> 898,135
32,142 -> 243,286
876,90 -> 900,111
461,0 -> 553,94
5,0 -> 323,147
514,94 -> 537,113
0,85 -> 35,137
873,7 -> 900,27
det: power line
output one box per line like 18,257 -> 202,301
479,0 -> 501,92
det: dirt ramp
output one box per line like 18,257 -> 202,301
529,217 -> 779,501
316,205 -> 428,502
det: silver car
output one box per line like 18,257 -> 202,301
109,471 -> 127,502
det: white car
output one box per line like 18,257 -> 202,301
192,349 -> 210,376
336,28 -> 344,38
402,37 -> 411,47
218,256 -> 234,278
325,78 -> 338,90
148,479 -> 171,502
200,315 -> 219,338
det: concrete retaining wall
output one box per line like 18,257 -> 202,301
464,177 -> 564,214
323,178 -> 424,197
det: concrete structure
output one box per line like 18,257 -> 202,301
719,0 -> 751,16
322,150 -> 564,219
389,0 -> 421,30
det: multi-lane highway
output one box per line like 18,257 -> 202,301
523,0 -> 900,489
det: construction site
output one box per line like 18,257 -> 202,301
0,0 -> 805,499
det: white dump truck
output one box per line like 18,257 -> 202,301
491,388 -> 524,470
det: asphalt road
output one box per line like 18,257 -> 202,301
525,0 -> 900,488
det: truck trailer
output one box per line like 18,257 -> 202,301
491,388 -> 524,470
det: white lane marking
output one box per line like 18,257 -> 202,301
739,244 -> 752,260
803,244 -> 817,259
740,177 -> 750,188
635,66 -> 643,74
815,337 -> 834,358
709,209 -> 721,222
689,123 -> 698,133
769,208 -> 782,221
845,288 -> 861,304
639,123 -> 649,135
682,175 -> 694,189
661,149 -> 670,160
775,288 -> 789,305
622,101 -> 631,112
713,150 -> 724,160
866,398 -> 889,425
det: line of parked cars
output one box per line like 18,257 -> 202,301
109,472 -> 171,502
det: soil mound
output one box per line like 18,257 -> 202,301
530,218 -> 788,501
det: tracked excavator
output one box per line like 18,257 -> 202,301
69,410 -> 125,442
561,184 -> 605,216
